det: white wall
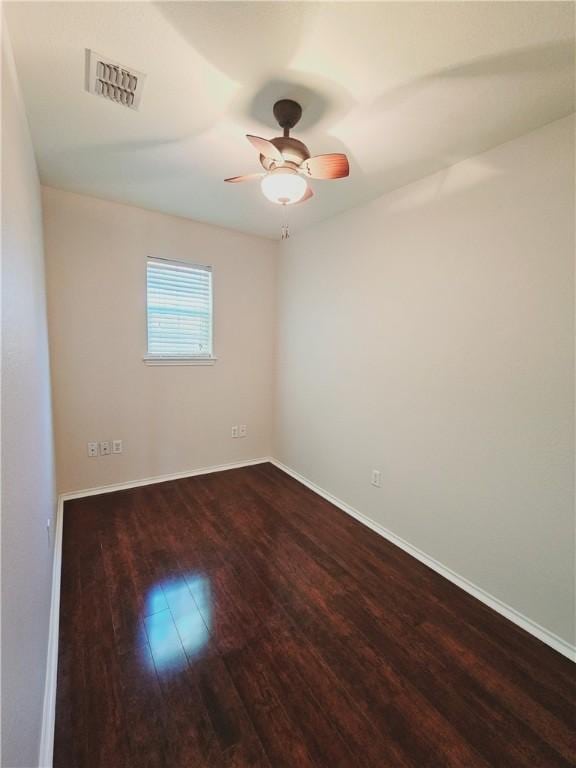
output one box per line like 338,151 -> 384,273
275,115 -> 575,646
1,27 -> 56,768
42,187 -> 277,493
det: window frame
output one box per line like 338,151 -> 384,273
143,256 -> 217,366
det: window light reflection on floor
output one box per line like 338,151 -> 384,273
144,573 -> 211,674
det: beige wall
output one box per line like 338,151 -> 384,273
275,115 -> 575,645
42,188 -> 276,493
1,27 -> 56,768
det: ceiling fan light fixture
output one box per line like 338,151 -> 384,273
260,168 -> 308,205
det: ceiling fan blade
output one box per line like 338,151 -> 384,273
300,153 -> 349,180
294,185 -> 314,204
246,135 -> 284,163
224,173 -> 264,183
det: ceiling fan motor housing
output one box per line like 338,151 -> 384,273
260,137 -> 311,170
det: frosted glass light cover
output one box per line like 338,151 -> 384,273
261,169 -> 308,205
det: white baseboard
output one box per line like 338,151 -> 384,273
59,456 -> 271,501
38,456 -> 270,766
38,494 -> 64,768
269,458 -> 576,662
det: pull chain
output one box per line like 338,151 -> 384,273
281,203 -> 290,240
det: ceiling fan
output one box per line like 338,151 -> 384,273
225,99 -> 349,206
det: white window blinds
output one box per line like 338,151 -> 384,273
146,258 -> 213,358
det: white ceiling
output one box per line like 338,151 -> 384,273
5,1 -> 575,239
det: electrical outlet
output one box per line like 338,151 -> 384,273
112,439 -> 123,454
231,426 -> 239,438
371,469 -> 382,488
46,518 -> 51,546
100,441 -> 111,456
239,424 -> 247,438
87,441 -> 98,457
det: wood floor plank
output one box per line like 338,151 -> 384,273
116,642 -> 171,768
54,519 -> 87,768
144,608 -> 224,766
191,650 -> 272,767
223,638 -> 320,768
260,610 -> 410,768
55,464 -> 576,768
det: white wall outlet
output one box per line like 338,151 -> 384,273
239,424 -> 247,438
112,439 -> 123,454
231,426 -> 239,438
46,518 -> 51,546
371,469 -> 382,487
87,441 -> 98,457
100,441 -> 111,456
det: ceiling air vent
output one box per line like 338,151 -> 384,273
85,50 -> 145,110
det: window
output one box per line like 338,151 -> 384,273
144,258 -> 215,365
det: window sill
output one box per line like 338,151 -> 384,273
143,355 -> 218,366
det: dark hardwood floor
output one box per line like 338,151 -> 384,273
55,462 -> 575,767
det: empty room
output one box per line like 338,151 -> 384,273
1,1 -> 575,766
